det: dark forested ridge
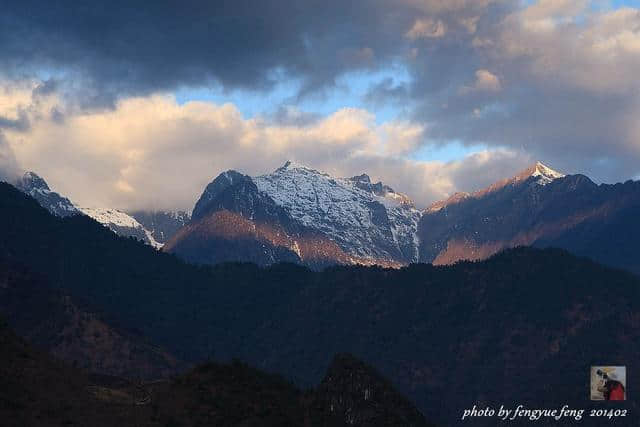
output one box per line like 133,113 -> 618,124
0,318 -> 430,427
1,182 -> 639,426
0,259 -> 182,379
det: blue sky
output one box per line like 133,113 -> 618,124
170,0 -> 640,166
2,0 -> 640,209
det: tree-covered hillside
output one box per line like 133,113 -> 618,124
1,182 -> 638,426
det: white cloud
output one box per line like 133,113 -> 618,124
497,5 -> 640,95
474,70 -> 501,91
460,69 -> 501,94
0,87 -> 535,211
0,133 -> 19,181
406,18 -> 447,40
1,93 -> 431,210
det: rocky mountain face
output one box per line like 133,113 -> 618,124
14,171 -> 79,217
254,162 -> 421,262
12,171 -> 185,248
13,162 -> 640,275
78,207 -> 163,248
168,160 -> 640,273
166,161 -> 421,268
130,209 -> 190,244
418,162 -> 640,274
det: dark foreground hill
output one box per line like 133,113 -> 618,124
0,182 -> 639,425
0,259 -> 181,379
0,319 -> 431,427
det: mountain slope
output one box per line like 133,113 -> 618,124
78,206 -> 162,248
1,181 -> 640,425
166,161 -> 420,267
307,353 -> 432,427
166,169 -> 348,268
129,209 -> 190,244
254,162 -> 421,262
14,171 -> 79,217
419,162 -> 640,274
1,316 -> 432,426
0,258 -> 181,379
11,170 -> 171,248
0,318 -> 123,427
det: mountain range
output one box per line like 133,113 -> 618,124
13,170 -> 189,248
165,161 -> 420,269
0,316 -> 432,427
165,160 -> 640,275
9,160 -> 640,276
0,180 -> 638,426
419,161 -> 640,274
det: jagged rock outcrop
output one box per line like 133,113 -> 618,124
14,171 -> 79,217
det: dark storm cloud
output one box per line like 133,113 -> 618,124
2,0 -> 640,190
0,0 -> 422,106
401,3 -> 640,183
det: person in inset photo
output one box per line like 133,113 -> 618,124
593,367 -> 626,401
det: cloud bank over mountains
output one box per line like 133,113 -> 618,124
0,0 -> 639,210
0,85 -> 532,210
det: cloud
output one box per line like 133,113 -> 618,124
0,93 -> 429,210
0,0 -> 411,105
0,81 -> 64,131
0,133 -> 20,182
404,1 -> 640,183
472,69 -> 501,92
0,0 -> 508,106
2,0 -> 640,201
0,90 -> 536,211
459,69 -> 501,94
406,18 -> 447,39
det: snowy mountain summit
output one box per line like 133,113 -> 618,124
427,161 -> 565,213
14,171 -> 166,248
176,161 -> 421,266
254,161 -> 421,262
517,161 -> 565,186
15,171 -> 79,217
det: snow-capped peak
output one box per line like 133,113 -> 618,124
514,161 -> 565,186
530,161 -> 565,182
426,162 -> 566,212
275,160 -> 321,174
20,171 -> 50,191
15,171 -> 79,217
253,162 -> 421,262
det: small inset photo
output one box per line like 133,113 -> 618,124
591,366 -> 626,401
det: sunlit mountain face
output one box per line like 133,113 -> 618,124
160,159 -> 640,275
